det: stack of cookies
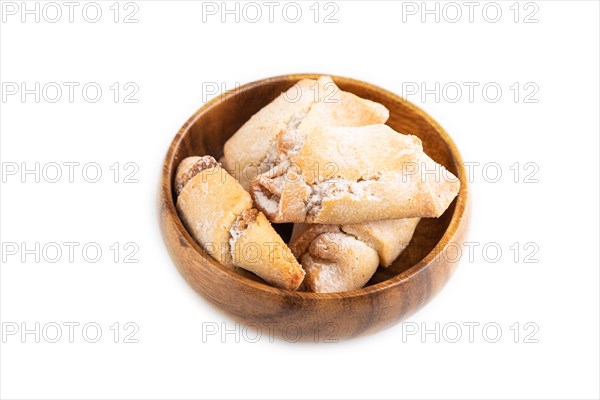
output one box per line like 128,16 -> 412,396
175,76 -> 460,293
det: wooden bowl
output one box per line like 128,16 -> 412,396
160,74 -> 469,341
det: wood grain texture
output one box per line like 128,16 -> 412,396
160,74 -> 470,340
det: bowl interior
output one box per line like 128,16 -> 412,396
169,74 -> 459,288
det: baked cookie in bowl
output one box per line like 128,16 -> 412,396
160,74 -> 469,340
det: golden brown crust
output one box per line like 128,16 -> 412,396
297,90 -> 389,141
232,212 -> 305,290
341,218 -> 420,267
300,232 -> 379,293
176,163 -> 252,268
251,125 -> 460,224
295,124 -> 422,183
175,156 -> 304,289
289,217 -> 420,292
221,76 -> 389,190
222,77 -> 332,190
290,216 -> 420,283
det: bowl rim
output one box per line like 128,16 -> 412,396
162,73 -> 468,300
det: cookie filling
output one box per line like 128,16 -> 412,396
250,163 -> 293,217
175,156 -> 219,196
258,110 -> 309,173
228,208 -> 259,254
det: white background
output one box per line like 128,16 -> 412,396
1,1 -> 599,399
